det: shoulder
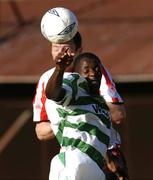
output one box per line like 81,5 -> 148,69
63,73 -> 88,93
63,72 -> 80,80
38,68 -> 55,84
63,73 -> 86,84
35,68 -> 55,91
39,68 -> 55,80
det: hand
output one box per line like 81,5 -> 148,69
56,49 -> 74,71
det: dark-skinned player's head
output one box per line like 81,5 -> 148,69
73,52 -> 102,94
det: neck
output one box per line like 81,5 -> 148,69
89,88 -> 100,96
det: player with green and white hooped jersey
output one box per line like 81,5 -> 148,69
45,52 -> 112,180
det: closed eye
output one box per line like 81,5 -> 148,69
95,66 -> 101,73
83,67 -> 89,74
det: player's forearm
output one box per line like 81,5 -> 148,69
107,102 -> 126,124
36,131 -> 54,141
45,67 -> 65,101
35,121 -> 55,141
46,53 -> 73,101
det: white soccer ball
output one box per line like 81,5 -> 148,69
40,7 -> 78,43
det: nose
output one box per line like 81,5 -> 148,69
58,46 -> 65,53
89,69 -> 97,79
56,46 -> 66,58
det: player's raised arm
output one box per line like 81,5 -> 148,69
45,52 -> 73,101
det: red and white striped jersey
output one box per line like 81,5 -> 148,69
33,65 -> 123,122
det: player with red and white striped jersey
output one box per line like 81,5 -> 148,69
33,31 -> 127,178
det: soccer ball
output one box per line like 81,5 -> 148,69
40,7 -> 78,43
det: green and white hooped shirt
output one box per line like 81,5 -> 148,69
46,73 -> 112,170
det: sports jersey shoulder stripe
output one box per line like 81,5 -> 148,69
40,82 -> 48,121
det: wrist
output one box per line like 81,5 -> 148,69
55,66 -> 65,74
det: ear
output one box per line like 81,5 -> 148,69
78,47 -> 83,54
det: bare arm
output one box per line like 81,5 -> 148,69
106,102 -> 126,124
45,53 -> 73,101
35,52 -> 73,141
45,67 -> 65,101
35,121 -> 55,141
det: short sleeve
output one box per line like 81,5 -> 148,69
100,64 -> 123,103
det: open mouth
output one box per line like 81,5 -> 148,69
86,78 -> 99,86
